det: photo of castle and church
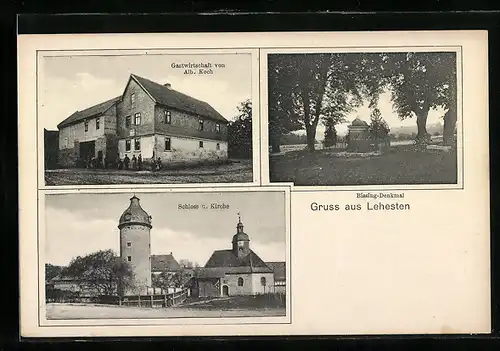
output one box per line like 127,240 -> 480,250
44,190 -> 288,320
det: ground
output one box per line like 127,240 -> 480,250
269,145 -> 458,186
46,296 -> 286,320
45,160 -> 253,185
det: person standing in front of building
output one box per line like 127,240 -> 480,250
131,155 -> 137,170
124,154 -> 130,169
138,154 -> 143,171
116,153 -> 122,170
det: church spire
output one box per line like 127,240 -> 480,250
236,212 -> 244,233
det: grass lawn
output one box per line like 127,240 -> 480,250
45,160 -> 253,186
180,294 -> 286,310
269,146 -> 458,186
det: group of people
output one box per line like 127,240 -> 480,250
82,153 -> 163,171
115,153 -> 163,172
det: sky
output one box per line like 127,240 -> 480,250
45,191 -> 286,267
39,53 -> 252,130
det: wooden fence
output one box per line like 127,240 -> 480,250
46,288 -> 189,308
120,289 -> 188,308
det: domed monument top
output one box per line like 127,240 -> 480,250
118,195 -> 152,229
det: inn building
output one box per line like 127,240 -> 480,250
56,74 -> 229,168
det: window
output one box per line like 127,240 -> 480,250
130,93 -> 135,107
165,110 -> 171,124
215,123 -> 220,133
126,242 -> 131,247
199,141 -> 204,148
199,119 -> 204,131
237,277 -> 244,286
96,118 -> 100,130
134,112 -> 141,125
216,143 -> 220,150
125,140 -> 131,152
84,121 -> 89,132
135,138 -> 141,151
261,277 -> 267,286
127,256 -> 132,262
125,116 -> 131,128
165,137 -> 171,151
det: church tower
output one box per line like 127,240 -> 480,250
118,195 -> 152,295
232,213 -> 250,258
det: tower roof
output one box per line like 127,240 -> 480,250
232,214 -> 250,242
118,195 -> 152,229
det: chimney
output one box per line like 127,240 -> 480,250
164,83 -> 172,89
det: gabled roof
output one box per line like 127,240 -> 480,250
151,253 -> 181,272
57,96 -> 121,129
266,261 -> 286,281
204,249 -> 272,273
131,74 -> 228,123
196,265 -> 273,279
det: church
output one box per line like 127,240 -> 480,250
194,216 -> 276,297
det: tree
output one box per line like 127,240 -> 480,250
228,99 -> 252,159
268,55 -> 303,153
368,108 -> 390,140
380,52 -> 456,145
323,118 -> 337,148
268,53 -> 378,152
45,263 -> 64,282
60,249 -> 134,297
178,259 -> 194,269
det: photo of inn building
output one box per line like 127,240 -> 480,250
57,74 -> 229,168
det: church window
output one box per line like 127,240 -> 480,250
127,256 -> 132,262
237,277 -> 244,286
261,277 -> 266,286
127,241 -> 131,247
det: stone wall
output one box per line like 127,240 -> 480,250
154,105 -> 228,142
116,78 -> 156,139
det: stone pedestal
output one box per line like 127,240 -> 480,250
347,121 -> 371,153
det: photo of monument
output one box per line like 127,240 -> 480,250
267,51 -> 459,186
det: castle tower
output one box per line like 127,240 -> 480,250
118,195 -> 152,295
232,213 -> 250,258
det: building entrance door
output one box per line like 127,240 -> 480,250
222,285 -> 229,296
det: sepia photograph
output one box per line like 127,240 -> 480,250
42,190 -> 288,321
40,51 -> 254,186
267,51 -> 460,187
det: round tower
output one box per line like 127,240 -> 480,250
118,195 -> 152,295
232,213 -> 250,258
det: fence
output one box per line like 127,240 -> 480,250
46,287 -> 189,308
120,289 -> 188,308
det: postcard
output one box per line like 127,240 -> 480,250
19,30 -> 490,337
